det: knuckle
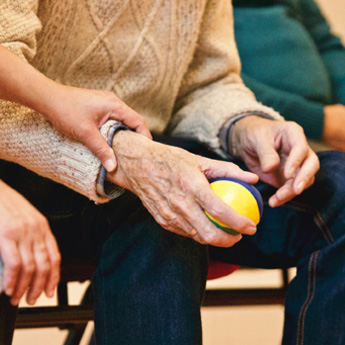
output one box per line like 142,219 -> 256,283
78,124 -> 93,139
205,203 -> 220,219
2,226 -> 19,240
201,231 -> 217,244
169,196 -> 187,212
37,262 -> 50,275
114,101 -> 126,114
7,259 -> 21,272
23,218 -> 38,230
38,215 -> 50,229
51,252 -> 62,267
24,262 -> 35,275
157,205 -> 175,223
136,114 -> 146,125
288,121 -> 304,134
109,92 -> 119,102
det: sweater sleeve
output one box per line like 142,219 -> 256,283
241,73 -> 325,140
300,0 -> 345,104
167,0 -> 283,153
0,0 -> 119,203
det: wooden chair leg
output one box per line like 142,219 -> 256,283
0,293 -> 17,345
63,283 -> 94,345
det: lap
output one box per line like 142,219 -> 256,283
209,150 -> 345,269
1,142 -> 344,271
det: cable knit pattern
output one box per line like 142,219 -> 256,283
0,0 -> 283,204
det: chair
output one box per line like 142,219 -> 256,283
0,260 -> 289,345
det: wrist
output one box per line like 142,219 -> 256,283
35,80 -> 70,119
227,115 -> 272,157
322,105 -> 345,143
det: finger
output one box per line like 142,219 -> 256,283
44,234 -> 61,298
292,149 -> 319,195
192,185 -> 256,246
109,104 -> 152,139
0,241 -> 21,297
11,244 -> 35,306
201,158 -> 259,184
254,137 -> 281,173
198,186 -> 257,236
82,128 -> 117,172
26,241 -> 50,305
152,193 -> 244,248
283,138 -> 309,180
268,179 -> 295,208
162,203 -> 243,248
184,205 -> 243,248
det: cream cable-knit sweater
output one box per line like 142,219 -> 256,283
0,0 -> 282,203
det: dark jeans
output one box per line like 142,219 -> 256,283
1,138 -> 345,345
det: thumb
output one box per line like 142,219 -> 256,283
85,130 -> 117,172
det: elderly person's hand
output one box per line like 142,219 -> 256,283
228,117 -> 320,208
0,180 -> 61,306
107,131 -> 259,248
40,84 -> 152,172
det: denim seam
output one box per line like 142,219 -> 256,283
99,257 -> 109,345
296,250 -> 319,345
288,201 -> 334,245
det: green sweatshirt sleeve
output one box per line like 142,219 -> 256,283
300,0 -> 345,104
241,72 -> 325,140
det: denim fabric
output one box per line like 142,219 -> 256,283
1,143 -> 345,345
209,151 -> 345,345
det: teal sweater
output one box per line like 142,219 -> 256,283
233,0 -> 345,140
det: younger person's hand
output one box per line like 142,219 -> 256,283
0,45 -> 152,173
0,181 -> 61,306
40,84 -> 152,172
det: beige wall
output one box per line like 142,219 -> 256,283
316,0 -> 345,41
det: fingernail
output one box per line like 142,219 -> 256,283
47,290 -> 54,298
249,225 -> 257,234
296,182 -> 304,194
5,287 -> 13,296
288,168 -> 295,179
28,297 -> 36,305
11,299 -> 19,306
103,159 -> 115,172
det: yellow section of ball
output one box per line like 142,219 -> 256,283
205,180 -> 260,228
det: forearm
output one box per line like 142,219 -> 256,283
169,75 -> 283,153
168,1 -> 282,152
0,45 -> 60,118
0,99 -> 118,203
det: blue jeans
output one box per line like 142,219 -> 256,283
1,142 -> 345,345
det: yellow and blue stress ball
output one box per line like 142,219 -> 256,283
205,178 -> 263,235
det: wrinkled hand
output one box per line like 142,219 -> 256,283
40,83 -> 152,172
107,131 -> 259,248
229,117 -> 320,207
0,181 -> 61,306
323,104 -> 345,151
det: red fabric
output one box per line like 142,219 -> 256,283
207,261 -> 240,280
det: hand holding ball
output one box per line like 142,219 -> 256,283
205,178 -> 263,235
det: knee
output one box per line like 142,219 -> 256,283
316,151 -> 345,195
